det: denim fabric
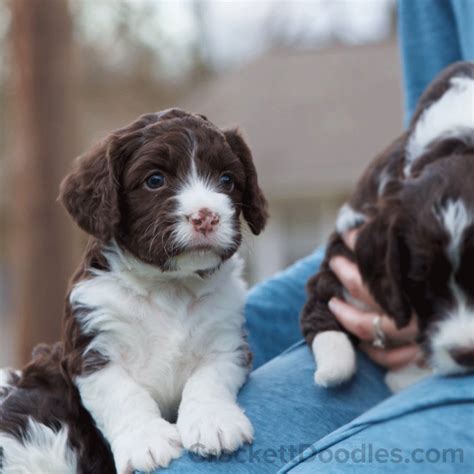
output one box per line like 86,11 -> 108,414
399,0 -> 474,123
281,373 -> 474,473
161,343 -> 390,473
245,248 -> 325,369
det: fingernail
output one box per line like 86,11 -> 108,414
328,257 -> 339,273
328,298 -> 339,313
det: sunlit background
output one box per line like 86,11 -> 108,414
0,0 -> 402,367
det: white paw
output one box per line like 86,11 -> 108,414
178,401 -> 253,457
112,418 -> 182,473
314,366 -> 354,387
312,331 -> 356,387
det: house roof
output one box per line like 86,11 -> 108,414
183,41 -> 403,200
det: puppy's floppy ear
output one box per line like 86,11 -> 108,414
355,209 -> 412,328
59,137 -> 122,241
224,128 -> 268,235
59,113 -> 160,241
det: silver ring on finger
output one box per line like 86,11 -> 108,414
372,315 -> 386,349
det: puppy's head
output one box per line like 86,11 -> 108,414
355,62 -> 474,375
59,109 -> 267,273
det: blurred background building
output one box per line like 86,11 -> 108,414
0,0 -> 401,367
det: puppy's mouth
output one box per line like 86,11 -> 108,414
173,247 -> 222,273
179,238 -> 235,260
169,228 -> 240,273
171,216 -> 239,256
186,243 -> 215,252
153,207 -> 240,272
172,237 -> 218,257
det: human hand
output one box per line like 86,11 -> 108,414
328,229 -> 422,369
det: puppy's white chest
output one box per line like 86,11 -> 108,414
71,256 -> 247,420
113,288 -> 214,415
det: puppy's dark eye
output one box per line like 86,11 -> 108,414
145,173 -> 165,190
219,173 -> 234,190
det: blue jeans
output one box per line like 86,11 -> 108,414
399,0 -> 474,123
157,248 -> 474,473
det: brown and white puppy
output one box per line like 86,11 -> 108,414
301,62 -> 474,391
0,109 -> 267,473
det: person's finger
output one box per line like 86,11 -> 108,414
329,256 -> 378,309
360,342 -> 422,369
328,297 -> 377,341
342,229 -> 358,251
365,309 -> 419,342
328,297 -> 418,343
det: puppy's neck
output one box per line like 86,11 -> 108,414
96,241 -> 243,297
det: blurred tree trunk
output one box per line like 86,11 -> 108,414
9,0 -> 76,365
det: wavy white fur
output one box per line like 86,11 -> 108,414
0,418 -> 78,474
405,76 -> 474,176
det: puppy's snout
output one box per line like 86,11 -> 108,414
449,348 -> 474,368
188,208 -> 220,235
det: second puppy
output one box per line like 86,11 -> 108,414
301,62 -> 474,391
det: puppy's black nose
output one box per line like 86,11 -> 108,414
449,348 -> 474,367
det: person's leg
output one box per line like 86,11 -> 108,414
246,247 -> 325,369
159,343 -> 390,473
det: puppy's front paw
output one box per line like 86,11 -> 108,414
178,401 -> 253,457
312,331 -> 356,387
112,418 -> 182,473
